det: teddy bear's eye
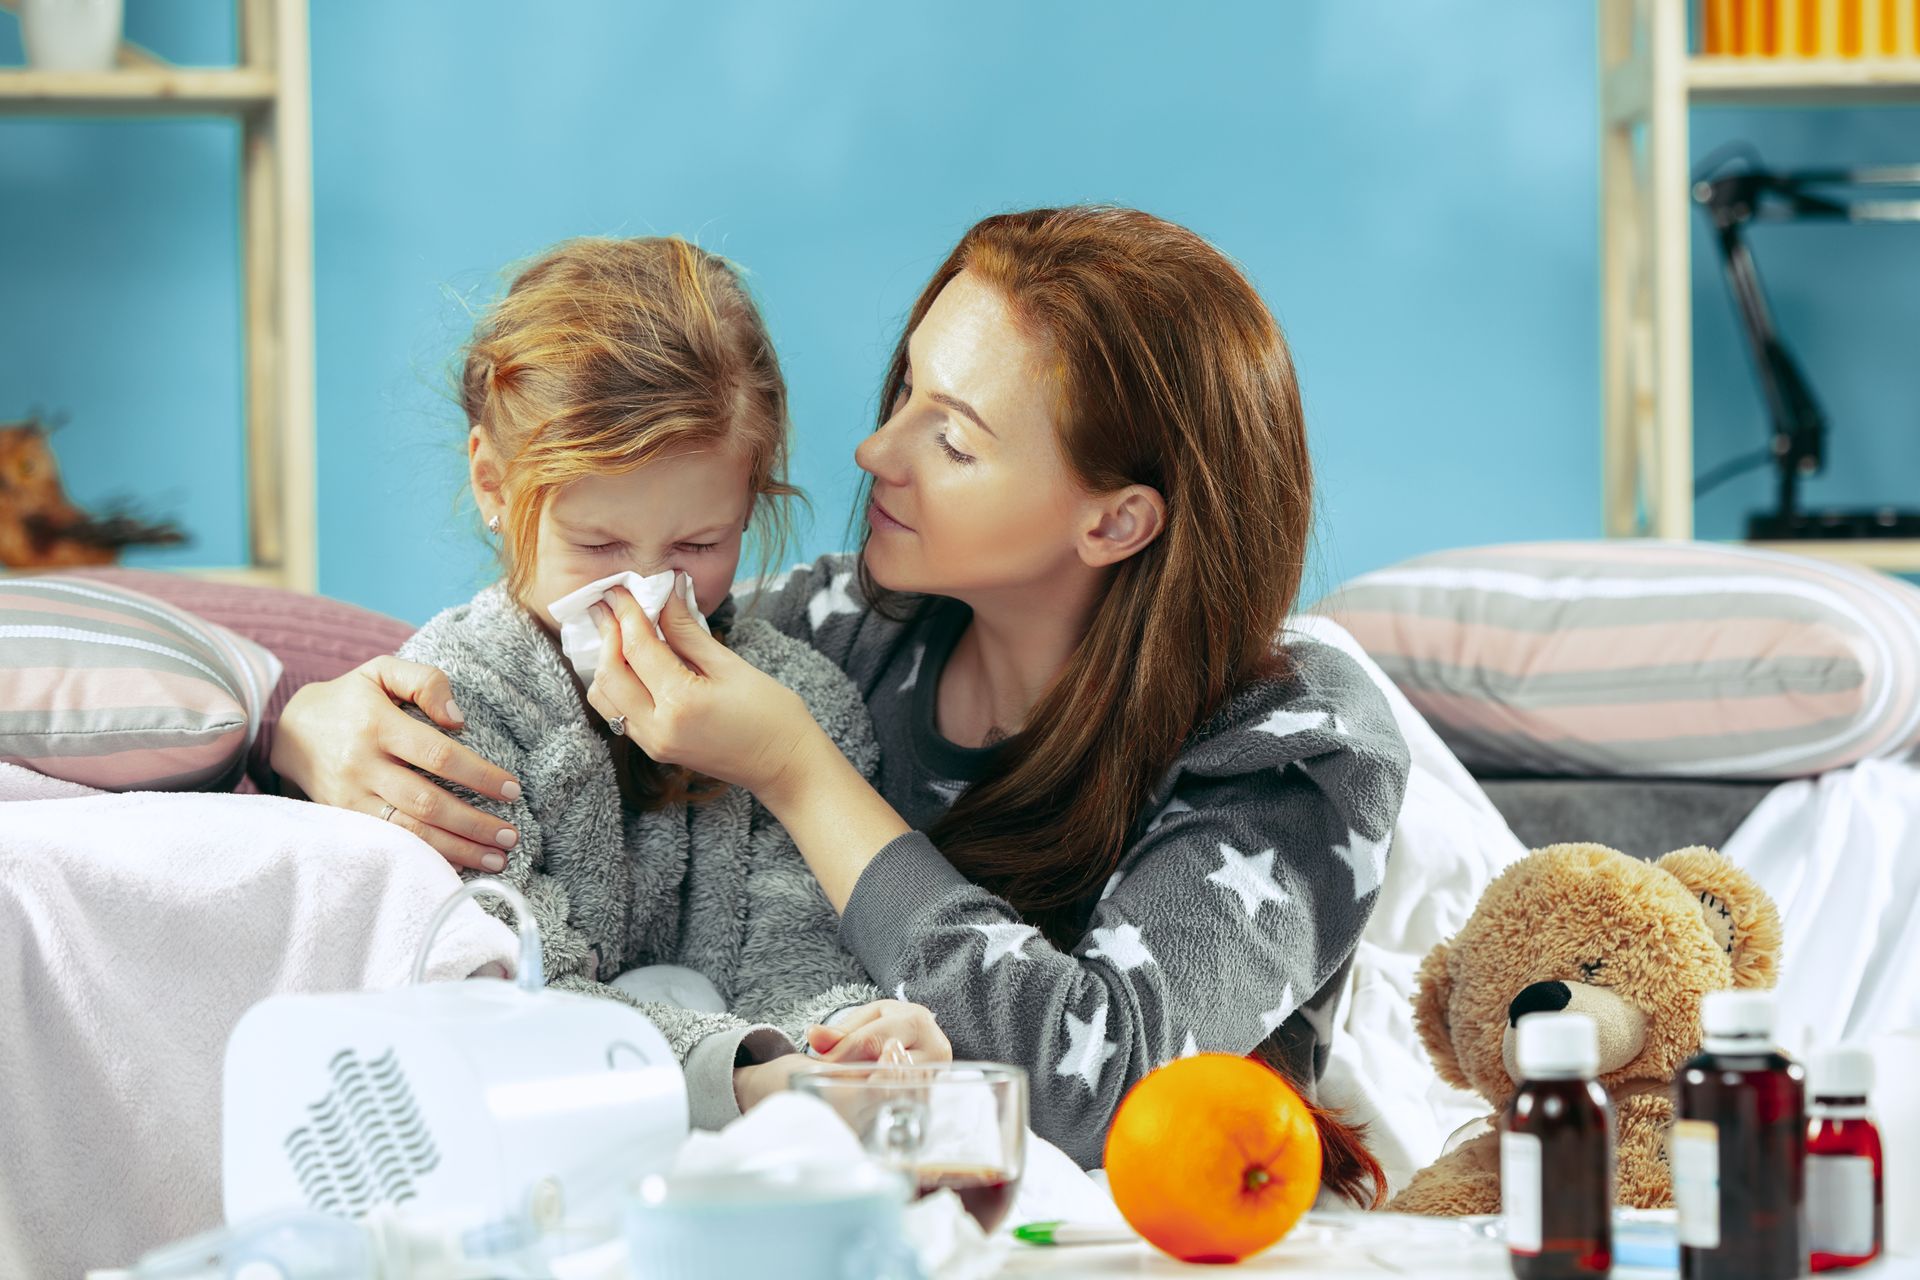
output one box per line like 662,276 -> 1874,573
1579,959 -> 1607,982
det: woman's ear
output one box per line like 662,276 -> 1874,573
469,427 -> 506,528
1076,484 -> 1167,569
1655,847 -> 1784,989
1413,940 -> 1471,1092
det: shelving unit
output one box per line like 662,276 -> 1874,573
0,0 -> 316,591
1598,0 -> 1920,574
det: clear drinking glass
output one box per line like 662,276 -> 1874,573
789,1061 -> 1028,1233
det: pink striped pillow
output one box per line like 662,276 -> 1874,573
0,575 -> 283,791
1311,541 -> 1920,779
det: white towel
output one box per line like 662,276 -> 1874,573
545,570 -> 709,686
0,781 -> 517,1278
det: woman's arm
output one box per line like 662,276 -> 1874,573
269,656 -> 527,869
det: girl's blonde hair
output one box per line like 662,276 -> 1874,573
459,235 -> 799,600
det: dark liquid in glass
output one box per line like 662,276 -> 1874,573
1676,1047 -> 1806,1280
915,1164 -> 1018,1233
1504,1077 -> 1614,1278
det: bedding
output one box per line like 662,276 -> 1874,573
0,763 -> 516,1279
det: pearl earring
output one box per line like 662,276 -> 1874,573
487,514 -> 501,536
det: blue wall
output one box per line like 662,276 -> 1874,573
3,3 -> 1915,624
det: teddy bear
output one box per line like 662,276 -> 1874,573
1387,842 -> 1782,1216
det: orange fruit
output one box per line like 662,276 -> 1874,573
1104,1053 -> 1323,1264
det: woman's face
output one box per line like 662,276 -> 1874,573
855,271 -> 1092,603
473,443 -> 752,631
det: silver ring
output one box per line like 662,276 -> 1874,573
607,714 -> 627,738
378,802 -> 397,823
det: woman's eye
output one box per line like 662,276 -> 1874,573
891,378 -> 913,413
581,542 -> 625,555
678,541 -> 719,554
935,432 -> 975,465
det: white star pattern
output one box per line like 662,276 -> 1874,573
1085,921 -> 1156,972
1252,707 -> 1334,739
928,778 -> 970,807
1206,843 -> 1291,918
1259,983 -> 1297,1036
1056,1003 -> 1118,1092
894,982 -> 908,1002
1099,870 -> 1124,901
807,570 -> 862,632
1332,827 -> 1390,900
897,643 -> 925,693
1178,1031 -> 1201,1059
1147,796 -> 1195,832
970,922 -> 1038,970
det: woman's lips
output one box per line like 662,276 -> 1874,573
869,498 -> 914,533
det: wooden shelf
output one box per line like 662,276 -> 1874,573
1689,56 -> 1920,106
1745,539 -> 1920,574
0,67 -> 276,116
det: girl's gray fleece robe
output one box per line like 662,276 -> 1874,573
397,584 -> 880,1128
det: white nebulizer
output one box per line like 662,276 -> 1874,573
110,879 -> 690,1280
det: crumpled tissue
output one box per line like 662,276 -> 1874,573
545,570 -> 708,686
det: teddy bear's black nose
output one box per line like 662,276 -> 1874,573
1508,980 -> 1572,1027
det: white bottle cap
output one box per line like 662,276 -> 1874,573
1700,989 -> 1777,1040
1809,1045 -> 1875,1099
1517,1011 -> 1599,1078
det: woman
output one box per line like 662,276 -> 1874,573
271,206 -> 1411,1196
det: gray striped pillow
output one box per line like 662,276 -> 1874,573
0,575 -> 283,791
1311,541 -> 1920,779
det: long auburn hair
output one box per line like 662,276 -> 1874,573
859,206 -> 1383,1206
460,235 -> 799,809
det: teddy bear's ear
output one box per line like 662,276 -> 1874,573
1654,846 -> 1784,989
1412,940 -> 1471,1091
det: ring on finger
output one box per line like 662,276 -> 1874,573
379,801 -> 397,823
607,714 -> 627,738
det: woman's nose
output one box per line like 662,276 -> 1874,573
855,417 -> 907,485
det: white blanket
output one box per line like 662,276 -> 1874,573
1722,754 -> 1920,1048
0,764 -> 517,1279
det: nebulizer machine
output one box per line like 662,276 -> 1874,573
120,880 -> 690,1279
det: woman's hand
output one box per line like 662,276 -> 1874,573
806,1000 -> 953,1064
269,656 -> 524,871
584,579 -> 820,797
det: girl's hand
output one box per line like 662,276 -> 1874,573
269,656 -> 524,871
732,1052 -> 816,1112
585,578 -> 822,798
807,1000 -> 953,1064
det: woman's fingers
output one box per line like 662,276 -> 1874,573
368,761 -> 514,870
360,655 -> 467,729
821,1005 -> 951,1063
587,603 -> 656,719
602,585 -> 697,689
375,704 -> 521,804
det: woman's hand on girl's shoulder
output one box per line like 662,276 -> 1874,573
270,655 -> 525,872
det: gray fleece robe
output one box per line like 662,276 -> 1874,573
396,584 -> 881,1128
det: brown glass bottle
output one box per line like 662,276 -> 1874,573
1503,1012 -> 1613,1279
1674,990 -> 1806,1280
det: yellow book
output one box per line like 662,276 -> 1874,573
1896,0 -> 1918,52
1812,0 -> 1846,54
1863,0 -> 1884,52
1738,0 -> 1763,51
1706,0 -> 1734,51
1840,0 -> 1864,54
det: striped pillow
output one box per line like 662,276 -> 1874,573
1311,541 -> 1920,780
0,575 -> 283,791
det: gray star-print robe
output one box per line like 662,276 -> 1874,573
742,556 -> 1412,1169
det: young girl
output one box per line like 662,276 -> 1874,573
396,235 -> 945,1128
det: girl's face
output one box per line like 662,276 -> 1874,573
473,442 -> 753,631
854,271 -> 1094,603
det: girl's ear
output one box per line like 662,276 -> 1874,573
1076,484 -> 1167,569
469,427 -> 506,525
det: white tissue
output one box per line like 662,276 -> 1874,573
545,570 -> 708,686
